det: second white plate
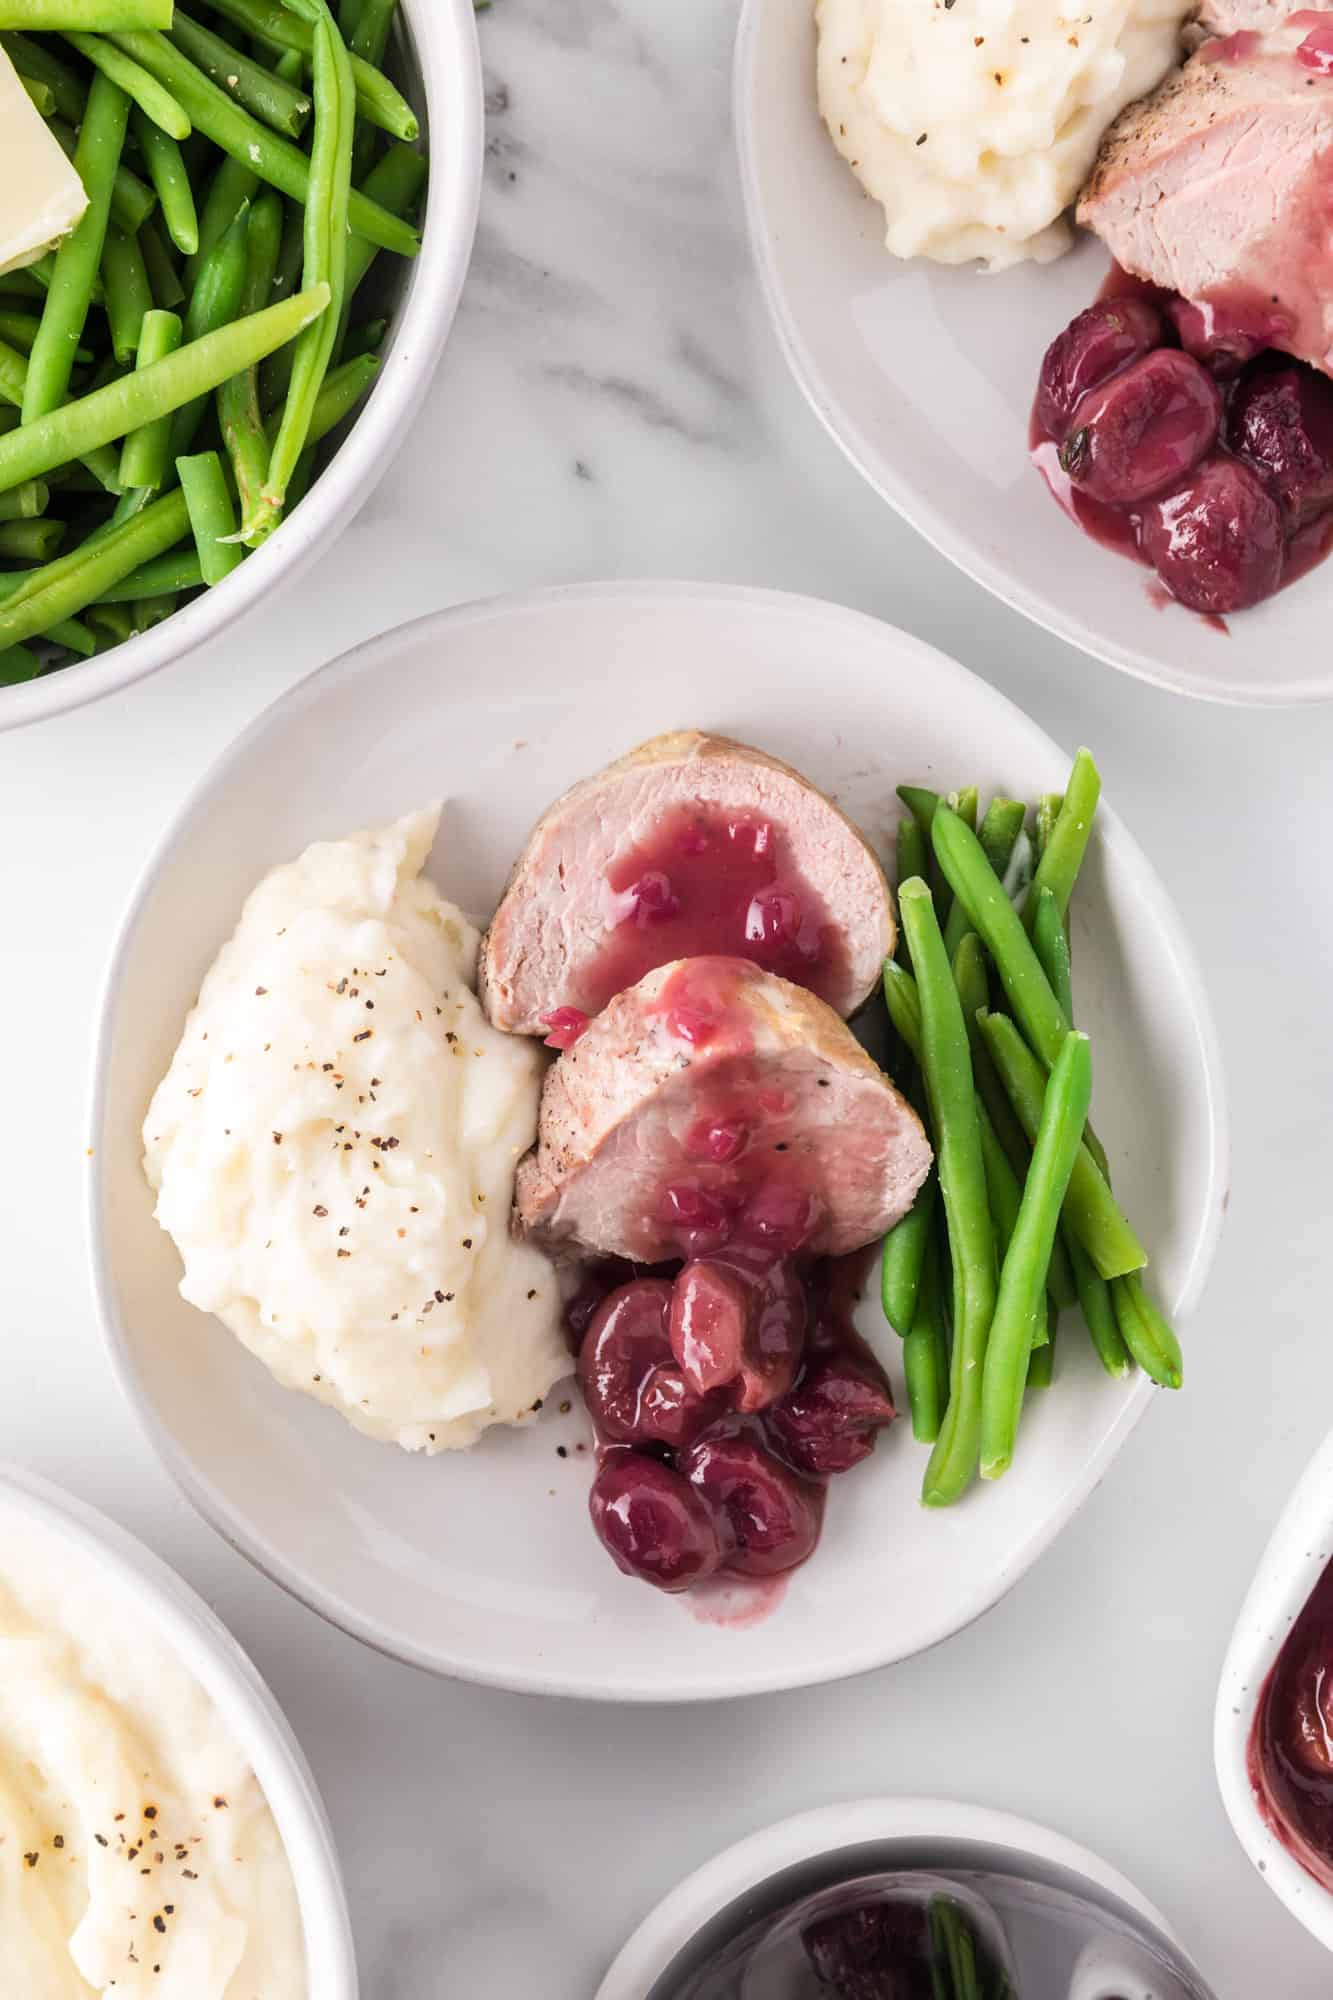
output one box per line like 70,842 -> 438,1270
91,582 -> 1227,1700
734,0 -> 1333,706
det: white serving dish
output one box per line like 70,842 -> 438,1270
0,0 -> 483,734
595,1797 -> 1184,1998
90,580 -> 1228,1701
0,1462 -> 357,1998
1215,1429 -> 1333,1953
733,0 -> 1333,707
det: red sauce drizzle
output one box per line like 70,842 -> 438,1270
1030,262 -> 1333,622
571,803 -> 846,1022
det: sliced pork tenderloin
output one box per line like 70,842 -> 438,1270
479,731 -> 894,1036
514,956 -> 932,1263
1078,24 -> 1333,376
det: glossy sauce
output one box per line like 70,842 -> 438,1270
567,959 -> 899,1593
572,803 -> 846,1021
617,958 -> 868,1265
1031,264 -> 1333,619
578,1253 -> 893,1592
1250,1553 -> 1333,1887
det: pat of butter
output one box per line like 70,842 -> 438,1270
0,49 -> 89,277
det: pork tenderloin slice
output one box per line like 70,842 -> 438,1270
514,956 -> 932,1263
479,730 -> 894,1035
1078,30 -> 1333,375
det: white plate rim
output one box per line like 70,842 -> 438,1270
595,1795 -> 1180,1997
87,579 -> 1231,1700
0,1462 -> 358,1999
731,0 -> 1333,711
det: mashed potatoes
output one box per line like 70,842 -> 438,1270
816,0 -> 1189,268
144,808 -> 568,1453
0,1513 -> 303,1999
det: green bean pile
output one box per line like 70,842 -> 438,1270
0,0 -> 426,685
879,749 -> 1182,1506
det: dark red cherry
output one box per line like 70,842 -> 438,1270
1036,297 -> 1166,437
1229,364 -> 1333,525
1140,454 -> 1284,614
1168,296 -> 1276,378
670,1258 -> 806,1412
768,1348 -> 896,1476
681,1422 -> 825,1577
589,1452 -> 723,1592
578,1280 -> 717,1449
1060,349 -> 1221,505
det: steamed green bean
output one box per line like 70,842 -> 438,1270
898,877 -> 996,1508
169,8 -> 312,135
61,29 -> 190,136
980,1031 -> 1091,1479
24,74 -> 129,425
203,0 -> 418,137
134,109 -> 199,256
0,285 -> 330,492
257,0 -> 353,530
977,1010 -> 1147,1280
108,30 -> 420,253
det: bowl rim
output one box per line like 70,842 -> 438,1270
0,1462 -> 358,1999
731,0 -> 1333,711
0,0 -> 483,735
1214,1427 -> 1333,1953
88,578 -> 1232,1700
594,1795 -> 1180,1997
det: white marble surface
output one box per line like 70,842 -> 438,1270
3,0 -> 1333,1992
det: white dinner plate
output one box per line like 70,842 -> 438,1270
91,582 -> 1228,1701
733,0 -> 1333,707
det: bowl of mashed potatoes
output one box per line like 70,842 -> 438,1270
0,1464 -> 356,2000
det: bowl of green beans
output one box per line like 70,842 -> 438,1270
0,0 -> 483,731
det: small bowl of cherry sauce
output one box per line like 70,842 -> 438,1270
1217,1425 -> 1333,1954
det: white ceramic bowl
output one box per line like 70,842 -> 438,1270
734,0 -> 1333,707
595,1797 -> 1184,1997
0,1462 -> 357,1998
0,0 -> 482,735
1215,1429 -> 1333,1952
90,581 -> 1228,1700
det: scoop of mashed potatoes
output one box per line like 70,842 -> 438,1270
0,1512 -> 303,1999
816,0 -> 1189,269
144,807 -> 568,1453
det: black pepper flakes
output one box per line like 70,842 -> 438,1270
916,131 -> 928,144
24,1852 -> 38,1868
153,1915 -> 166,1934
353,1029 -> 373,1043
313,1204 -> 328,1217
